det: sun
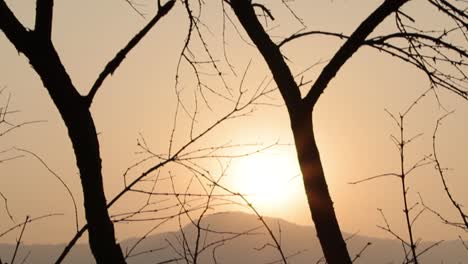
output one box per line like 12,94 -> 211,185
230,152 -> 301,211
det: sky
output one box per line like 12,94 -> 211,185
0,0 -> 467,246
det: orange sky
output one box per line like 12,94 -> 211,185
0,0 -> 467,245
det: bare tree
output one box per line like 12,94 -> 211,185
48,59 -> 291,263
0,0 -> 176,262
1,1 -> 289,263
217,1 -> 468,263
2,0 -> 467,263
350,91 -> 444,264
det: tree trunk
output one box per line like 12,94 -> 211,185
63,106 -> 126,264
290,108 -> 352,264
27,43 -> 126,264
228,1 -> 352,262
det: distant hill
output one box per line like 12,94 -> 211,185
1,211 -> 467,263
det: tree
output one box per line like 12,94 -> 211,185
221,0 -> 467,263
1,2 -> 287,263
1,0 -> 467,263
0,0 -> 176,262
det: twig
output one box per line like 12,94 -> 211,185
0,213 -> 61,239
352,242 -> 372,263
11,215 -> 29,264
0,191 -> 14,222
14,147 -> 79,232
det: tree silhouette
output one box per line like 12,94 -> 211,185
0,0 -> 176,262
1,0 -> 467,263
1,2 -> 287,263
222,0 -> 467,263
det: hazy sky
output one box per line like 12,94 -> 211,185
1,0 -> 467,245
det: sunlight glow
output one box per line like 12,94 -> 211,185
230,152 -> 301,212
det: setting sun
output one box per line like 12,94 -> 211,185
1,0 -> 467,263
230,152 -> 301,211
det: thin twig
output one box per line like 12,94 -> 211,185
11,215 -> 29,264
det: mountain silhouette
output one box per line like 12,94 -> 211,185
1,211 -> 467,263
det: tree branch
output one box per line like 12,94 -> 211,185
85,0 -> 176,107
303,0 -> 409,109
35,0 -> 54,40
278,31 -> 350,48
366,32 -> 468,58
0,0 -> 32,54
228,0 -> 302,111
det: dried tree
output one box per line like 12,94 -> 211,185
350,91 -> 441,264
220,0 -> 468,263
1,1 -> 288,263
47,57 -> 287,263
0,0 -> 176,262
2,0 -> 467,263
